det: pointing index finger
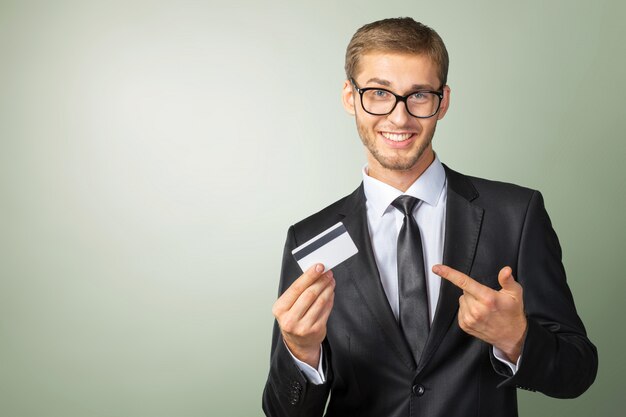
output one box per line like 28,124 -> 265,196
432,264 -> 493,301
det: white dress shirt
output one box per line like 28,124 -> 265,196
363,156 -> 447,324
289,157 -> 519,384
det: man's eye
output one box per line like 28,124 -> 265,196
372,90 -> 390,98
411,92 -> 426,100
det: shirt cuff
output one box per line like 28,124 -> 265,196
492,346 -> 521,374
284,342 -> 326,385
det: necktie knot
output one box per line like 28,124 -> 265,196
391,195 -> 420,217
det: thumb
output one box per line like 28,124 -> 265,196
305,263 -> 326,278
497,266 -> 518,291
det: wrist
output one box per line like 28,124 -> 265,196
283,337 -> 321,368
498,317 -> 528,363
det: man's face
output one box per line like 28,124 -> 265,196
342,52 -> 450,173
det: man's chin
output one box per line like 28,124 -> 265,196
373,154 -> 422,171
381,160 -> 421,171
370,145 -> 435,172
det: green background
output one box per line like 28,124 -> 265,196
1,0 -> 624,416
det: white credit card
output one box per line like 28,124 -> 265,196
292,222 -> 358,273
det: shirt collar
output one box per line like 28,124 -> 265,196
362,156 -> 446,218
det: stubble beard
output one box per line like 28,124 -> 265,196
356,118 -> 436,171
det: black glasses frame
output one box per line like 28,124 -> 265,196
350,78 -> 444,119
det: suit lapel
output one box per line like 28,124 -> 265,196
417,166 -> 484,372
339,185 -> 417,370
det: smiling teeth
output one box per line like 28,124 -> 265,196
381,132 -> 412,142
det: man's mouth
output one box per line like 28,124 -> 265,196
380,132 -> 414,142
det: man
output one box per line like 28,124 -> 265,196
262,17 -> 597,417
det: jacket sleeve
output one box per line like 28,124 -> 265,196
492,190 -> 598,398
262,226 -> 332,417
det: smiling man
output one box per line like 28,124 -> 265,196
262,18 -> 597,417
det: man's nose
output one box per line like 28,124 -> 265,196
387,100 -> 411,125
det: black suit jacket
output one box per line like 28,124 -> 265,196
263,165 -> 597,417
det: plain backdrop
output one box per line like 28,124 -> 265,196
1,0 -> 624,416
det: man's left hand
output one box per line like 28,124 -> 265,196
432,264 -> 527,363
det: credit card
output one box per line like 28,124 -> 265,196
292,222 -> 358,273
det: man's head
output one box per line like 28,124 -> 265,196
342,18 -> 451,179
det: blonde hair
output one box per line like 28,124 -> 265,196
345,17 -> 449,86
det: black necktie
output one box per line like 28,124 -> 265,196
392,195 -> 430,364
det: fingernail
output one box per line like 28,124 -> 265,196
432,265 -> 440,274
315,264 -> 324,272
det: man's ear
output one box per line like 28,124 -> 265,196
437,85 -> 451,120
341,79 -> 356,115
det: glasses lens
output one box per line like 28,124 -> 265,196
362,89 -> 396,115
406,92 -> 441,118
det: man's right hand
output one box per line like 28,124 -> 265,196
272,263 -> 336,368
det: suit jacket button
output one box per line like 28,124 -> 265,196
412,384 -> 425,396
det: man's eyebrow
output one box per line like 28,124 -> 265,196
364,78 -> 437,91
365,77 -> 392,87
410,83 -> 437,91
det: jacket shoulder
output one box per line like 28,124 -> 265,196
445,165 -> 538,208
290,187 -> 360,245
471,175 -> 536,201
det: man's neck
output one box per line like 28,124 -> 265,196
366,151 -> 436,192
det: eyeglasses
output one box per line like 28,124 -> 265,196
350,78 -> 444,119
